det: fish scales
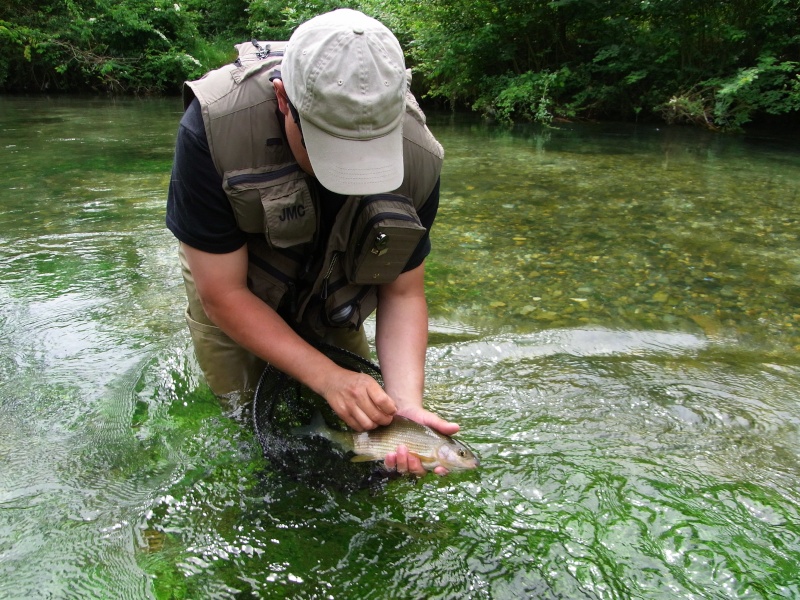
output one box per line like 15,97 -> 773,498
293,413 -> 480,471
349,417 -> 446,460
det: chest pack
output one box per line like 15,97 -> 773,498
348,194 -> 426,284
297,192 -> 425,333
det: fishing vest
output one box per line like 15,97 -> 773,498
183,41 -> 444,337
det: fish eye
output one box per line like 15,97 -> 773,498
458,449 -> 466,457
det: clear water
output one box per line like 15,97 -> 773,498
0,96 -> 798,599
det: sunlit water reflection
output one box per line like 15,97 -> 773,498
1,97 -> 798,599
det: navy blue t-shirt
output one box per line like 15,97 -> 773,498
166,99 -> 438,272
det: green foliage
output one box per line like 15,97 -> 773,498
0,0 -> 798,128
247,0 -> 361,41
183,0 -> 249,39
660,55 -> 800,130
474,69 -> 572,124
0,0 -> 210,93
402,0 -> 800,128
710,56 -> 800,129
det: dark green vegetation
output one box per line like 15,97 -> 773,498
2,0 -> 798,128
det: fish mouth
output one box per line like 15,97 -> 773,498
447,454 -> 480,471
448,462 -> 479,472
456,440 -> 480,469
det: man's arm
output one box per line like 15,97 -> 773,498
182,243 -> 396,431
376,262 -> 459,475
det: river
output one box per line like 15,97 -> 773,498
1,95 -> 798,599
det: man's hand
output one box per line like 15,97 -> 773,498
384,407 -> 460,477
323,369 -> 396,431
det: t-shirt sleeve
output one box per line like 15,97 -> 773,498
166,99 -> 248,254
402,177 -> 440,272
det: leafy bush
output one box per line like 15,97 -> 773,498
0,0 -> 208,93
183,0 -> 249,39
660,55 -> 800,130
403,0 -> 800,128
474,69 -> 572,124
710,56 -> 800,129
247,0 -> 360,41
1,0 -> 798,129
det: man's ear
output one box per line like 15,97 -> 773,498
272,79 -> 290,116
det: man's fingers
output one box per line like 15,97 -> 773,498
417,412 -> 459,436
393,445 -> 409,472
398,407 -> 459,436
349,379 -> 394,429
324,371 -> 396,431
384,451 -> 397,470
385,446 -> 447,477
364,379 -> 396,419
353,407 -> 383,432
387,445 -> 427,477
372,390 -> 397,418
345,401 -> 395,432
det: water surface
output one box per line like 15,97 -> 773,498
1,96 -> 798,599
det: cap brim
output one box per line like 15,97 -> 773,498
300,116 -> 404,196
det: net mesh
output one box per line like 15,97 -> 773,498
252,343 -> 391,491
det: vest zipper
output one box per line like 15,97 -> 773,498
320,252 -> 341,300
351,194 -> 414,224
227,164 -> 300,188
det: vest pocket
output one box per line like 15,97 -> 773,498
224,164 -> 316,248
307,275 -> 378,333
300,249 -> 379,335
260,182 -> 315,248
323,279 -> 378,330
246,237 -> 304,313
346,194 -> 426,284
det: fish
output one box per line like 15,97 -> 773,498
293,412 -> 480,472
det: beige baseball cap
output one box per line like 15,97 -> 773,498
282,9 -> 407,195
